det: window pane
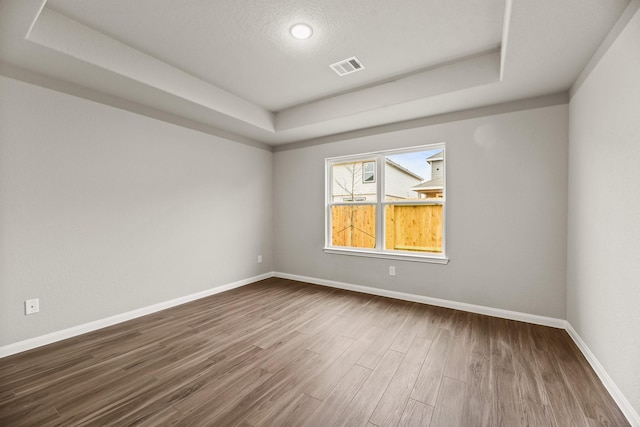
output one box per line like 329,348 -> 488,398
331,204 -> 376,248
385,204 -> 443,253
385,149 -> 444,201
362,161 -> 375,183
331,160 -> 376,202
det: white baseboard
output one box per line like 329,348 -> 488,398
0,272 -> 272,358
273,272 -> 566,328
565,323 -> 640,427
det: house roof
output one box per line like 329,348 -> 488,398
385,159 -> 423,181
412,177 -> 444,191
425,150 -> 444,163
0,0 -> 631,146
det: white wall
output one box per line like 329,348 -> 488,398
567,6 -> 640,416
0,75 -> 273,346
274,105 -> 568,318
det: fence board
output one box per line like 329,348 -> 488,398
386,204 -> 442,253
331,205 -> 376,248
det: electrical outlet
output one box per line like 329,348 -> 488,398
389,266 -> 396,276
257,255 -> 263,263
25,298 -> 39,315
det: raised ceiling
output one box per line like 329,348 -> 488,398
0,0 -> 631,146
47,0 -> 505,111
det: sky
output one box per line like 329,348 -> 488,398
387,148 -> 442,181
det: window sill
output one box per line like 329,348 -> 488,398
323,247 -> 449,264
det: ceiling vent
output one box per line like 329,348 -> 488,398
330,56 -> 365,76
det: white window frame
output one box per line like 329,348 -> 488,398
324,143 -> 448,264
362,161 -> 376,183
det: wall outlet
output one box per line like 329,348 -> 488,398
257,255 -> 263,263
389,266 -> 396,276
25,298 -> 39,315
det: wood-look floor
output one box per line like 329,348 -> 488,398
0,278 -> 629,426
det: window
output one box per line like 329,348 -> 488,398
362,161 -> 375,183
325,144 -> 447,263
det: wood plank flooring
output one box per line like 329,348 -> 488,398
0,278 -> 629,426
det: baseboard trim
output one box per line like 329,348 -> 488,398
273,272 -> 566,328
0,272 -> 272,358
565,323 -> 640,427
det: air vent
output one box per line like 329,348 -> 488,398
329,56 -> 365,76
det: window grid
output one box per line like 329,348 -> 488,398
325,144 -> 447,262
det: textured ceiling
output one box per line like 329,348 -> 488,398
0,0 -> 632,146
47,0 -> 505,111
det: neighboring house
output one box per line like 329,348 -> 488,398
332,159 -> 423,202
412,150 -> 444,199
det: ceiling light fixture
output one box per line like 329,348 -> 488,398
290,23 -> 313,40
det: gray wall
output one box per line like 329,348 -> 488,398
0,75 -> 274,346
567,7 -> 640,415
274,105 -> 569,319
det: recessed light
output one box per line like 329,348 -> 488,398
290,23 -> 313,40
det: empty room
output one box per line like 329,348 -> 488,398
1,0 -> 639,425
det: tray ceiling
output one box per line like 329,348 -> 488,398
0,0 -> 631,145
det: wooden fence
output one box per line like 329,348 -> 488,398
331,205 -> 376,248
331,204 -> 443,253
